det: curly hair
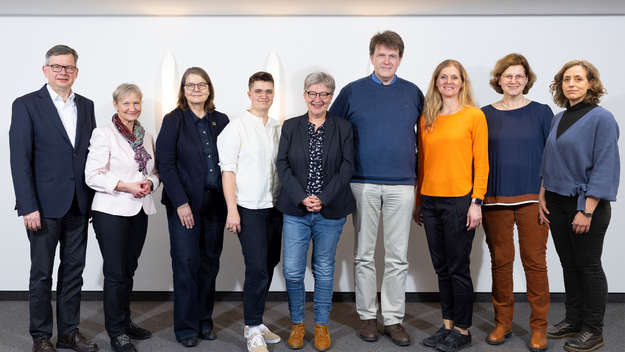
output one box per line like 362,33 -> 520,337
550,60 -> 606,107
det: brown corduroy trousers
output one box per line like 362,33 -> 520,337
482,203 -> 550,332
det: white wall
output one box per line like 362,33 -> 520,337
1,15 -> 624,293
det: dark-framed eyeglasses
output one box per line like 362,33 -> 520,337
47,64 -> 77,73
306,90 -> 332,99
184,82 -> 209,91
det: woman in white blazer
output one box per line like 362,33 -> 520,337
85,83 -> 159,352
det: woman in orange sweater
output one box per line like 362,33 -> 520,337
414,59 -> 489,352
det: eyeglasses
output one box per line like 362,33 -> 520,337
184,82 -> 209,91
502,74 -> 526,81
47,64 -> 77,73
306,91 -> 332,99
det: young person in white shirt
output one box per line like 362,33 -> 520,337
216,72 -> 282,352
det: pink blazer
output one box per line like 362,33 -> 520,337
85,121 -> 159,216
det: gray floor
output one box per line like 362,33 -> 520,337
1,301 -> 623,352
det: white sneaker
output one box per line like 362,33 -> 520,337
259,323 -> 281,344
244,324 -> 281,344
245,326 -> 268,352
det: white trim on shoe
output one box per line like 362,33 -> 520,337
259,324 -> 281,344
245,326 -> 268,352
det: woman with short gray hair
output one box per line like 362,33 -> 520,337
276,72 -> 355,351
85,83 -> 159,352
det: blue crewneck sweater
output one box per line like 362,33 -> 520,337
541,106 -> 620,211
329,75 -> 424,184
482,102 -> 553,205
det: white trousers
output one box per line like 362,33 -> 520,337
350,183 -> 415,325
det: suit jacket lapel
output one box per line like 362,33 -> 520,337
182,109 -> 206,174
37,85 -> 72,147
74,95 -> 86,149
297,114 -> 310,164
322,115 -> 335,169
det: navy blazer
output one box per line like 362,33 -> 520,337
276,112 -> 356,219
9,84 -> 96,218
156,107 -> 229,213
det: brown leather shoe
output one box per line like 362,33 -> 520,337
33,338 -> 56,352
384,323 -> 411,346
486,325 -> 512,345
529,330 -> 548,352
314,324 -> 331,351
359,319 -> 378,342
287,323 -> 305,349
56,330 -> 99,352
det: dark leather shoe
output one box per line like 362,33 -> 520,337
436,329 -> 471,352
110,334 -> 136,352
384,323 -> 411,346
33,338 -> 56,352
125,321 -> 152,340
485,325 -> 511,345
564,331 -> 604,352
547,320 -> 581,339
359,319 -> 378,342
178,336 -> 198,348
56,330 -> 99,352
199,327 -> 217,340
422,326 -> 452,348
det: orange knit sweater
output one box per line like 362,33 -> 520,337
417,106 -> 489,202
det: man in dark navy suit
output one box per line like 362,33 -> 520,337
9,45 -> 98,352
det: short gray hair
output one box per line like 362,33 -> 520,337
112,83 -> 143,103
303,72 -> 335,94
45,45 -> 78,65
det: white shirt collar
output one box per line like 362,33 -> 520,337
244,110 -> 280,128
46,84 -> 75,104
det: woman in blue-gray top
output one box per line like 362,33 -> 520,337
539,60 -> 619,352
481,53 -> 553,352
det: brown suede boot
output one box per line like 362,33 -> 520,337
288,323 -> 305,350
529,330 -> 548,352
486,325 -> 512,345
314,324 -> 331,351
483,208 -> 515,345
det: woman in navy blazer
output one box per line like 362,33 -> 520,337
277,72 -> 355,351
155,67 -> 228,347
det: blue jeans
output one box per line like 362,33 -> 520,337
282,213 -> 346,325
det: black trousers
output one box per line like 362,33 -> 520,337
27,198 -> 88,341
546,191 -> 611,334
92,210 -> 148,338
422,194 -> 475,329
237,206 -> 283,326
167,189 -> 226,341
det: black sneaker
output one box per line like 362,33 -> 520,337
435,329 -> 471,352
564,330 -> 604,352
423,326 -> 452,347
547,320 -> 581,339
125,321 -> 152,340
111,334 -> 137,352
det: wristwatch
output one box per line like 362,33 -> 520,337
580,211 -> 593,218
471,198 -> 483,206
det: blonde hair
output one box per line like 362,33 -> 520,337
423,59 -> 476,131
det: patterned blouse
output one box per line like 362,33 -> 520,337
306,121 -> 326,196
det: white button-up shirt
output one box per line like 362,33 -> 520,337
217,110 -> 281,209
47,84 -> 77,147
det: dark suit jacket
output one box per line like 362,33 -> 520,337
276,112 -> 356,219
155,107 -> 229,213
9,84 -> 96,218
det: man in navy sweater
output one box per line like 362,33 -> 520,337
329,30 -> 424,347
